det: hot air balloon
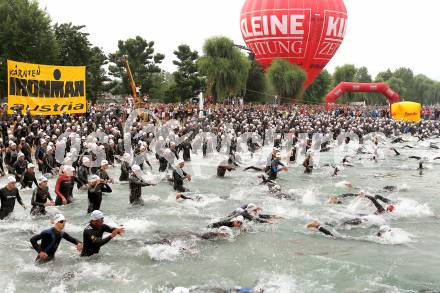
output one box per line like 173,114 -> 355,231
240,0 -> 348,89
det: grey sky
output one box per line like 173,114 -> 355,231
39,0 -> 440,81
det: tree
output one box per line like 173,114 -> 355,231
333,64 -> 357,103
375,69 -> 393,82
244,61 -> 267,102
302,69 -> 332,104
0,0 -> 59,98
197,36 -> 250,101
54,23 -> 108,102
266,59 -> 307,102
108,36 -> 165,97
172,44 -> 204,102
353,66 -> 372,102
393,67 -> 414,99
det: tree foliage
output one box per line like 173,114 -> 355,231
172,44 -> 204,102
266,59 -> 306,102
0,0 -> 59,98
302,69 -> 332,104
197,36 -> 250,100
108,36 -> 165,97
244,61 -> 267,102
54,23 -> 108,101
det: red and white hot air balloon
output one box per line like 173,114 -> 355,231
240,0 -> 348,89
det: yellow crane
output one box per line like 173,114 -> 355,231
120,57 -> 144,108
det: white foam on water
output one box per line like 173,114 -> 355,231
114,218 -> 156,233
141,239 -> 192,261
254,273 -> 301,293
301,188 -> 319,206
367,228 -> 415,245
393,199 -> 433,218
335,180 -> 353,189
5,281 -> 15,293
50,283 -> 68,293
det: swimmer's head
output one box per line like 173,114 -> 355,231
386,204 -> 396,213
327,196 -> 341,204
377,225 -> 391,237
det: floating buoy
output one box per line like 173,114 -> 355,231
391,102 -> 421,122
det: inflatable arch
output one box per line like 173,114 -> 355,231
325,82 -> 400,110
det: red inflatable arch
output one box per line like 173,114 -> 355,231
325,82 -> 400,110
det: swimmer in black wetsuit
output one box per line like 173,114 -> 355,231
129,164 -> 155,205
30,176 -> 54,216
306,220 -> 334,237
0,176 -> 26,219
258,175 -> 295,200
30,214 -> 82,264
20,163 -> 38,189
87,175 -> 112,213
208,215 -> 244,229
81,210 -> 124,257
173,159 -> 191,193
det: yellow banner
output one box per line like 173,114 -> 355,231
7,60 -> 86,115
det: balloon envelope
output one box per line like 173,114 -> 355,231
391,102 -> 422,122
240,0 -> 347,89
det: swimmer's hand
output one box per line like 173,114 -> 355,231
21,204 -> 27,209
186,174 -> 192,181
76,242 -> 83,252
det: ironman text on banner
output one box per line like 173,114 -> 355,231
7,60 -> 86,115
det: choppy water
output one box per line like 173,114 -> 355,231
1,136 -> 440,293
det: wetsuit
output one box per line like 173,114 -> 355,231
0,187 -> 23,219
35,146 -> 45,172
87,183 -> 112,213
42,153 -> 55,174
119,161 -> 131,181
30,228 -> 80,263
202,140 -> 208,157
81,223 -> 115,257
54,175 -> 74,205
4,150 -> 18,174
96,169 -> 112,193
20,170 -> 38,188
267,159 -> 284,180
180,142 -> 192,161
173,168 -> 189,192
129,174 -> 152,205
208,220 -> 235,228
13,159 -> 28,181
76,165 -> 90,188
158,155 -> 168,172
317,226 -> 334,237
30,187 -> 52,216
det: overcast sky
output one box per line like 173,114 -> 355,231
39,0 -> 440,80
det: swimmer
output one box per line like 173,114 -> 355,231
30,214 -> 82,264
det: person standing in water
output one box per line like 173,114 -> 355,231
0,176 -> 26,220
30,176 -> 54,216
30,214 -> 82,264
129,164 -> 155,205
81,210 -> 124,257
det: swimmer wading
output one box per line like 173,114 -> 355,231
7,60 -> 87,115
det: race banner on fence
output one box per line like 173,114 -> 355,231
7,60 -> 86,115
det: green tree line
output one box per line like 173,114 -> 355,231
1,0 -> 439,105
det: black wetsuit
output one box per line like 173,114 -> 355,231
77,165 -> 90,188
129,174 -> 152,205
20,170 -> 38,188
317,226 -> 334,237
173,168 -> 188,192
0,187 -> 23,219
119,161 -> 131,181
158,155 -> 168,172
208,220 -> 235,228
13,159 -> 28,180
30,227 -> 80,263
267,159 -> 284,180
180,142 -> 192,161
81,223 -> 115,257
30,187 -> 52,216
87,183 -> 112,213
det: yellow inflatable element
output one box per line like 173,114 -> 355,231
391,102 -> 421,122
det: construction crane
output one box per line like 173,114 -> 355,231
120,57 -> 144,108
